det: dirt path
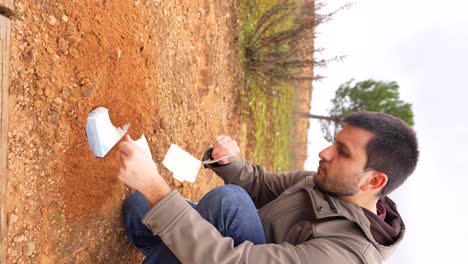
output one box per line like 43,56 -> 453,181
6,0 -> 241,262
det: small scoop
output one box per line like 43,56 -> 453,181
201,154 -> 237,165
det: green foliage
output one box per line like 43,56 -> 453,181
241,0 -> 315,92
239,0 -> 295,170
321,79 -> 415,142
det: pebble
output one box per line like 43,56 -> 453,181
58,38 -> 69,55
9,213 -> 19,224
81,83 -> 97,97
26,242 -> 36,256
49,16 -> 57,26
53,97 -> 63,105
13,235 -> 27,243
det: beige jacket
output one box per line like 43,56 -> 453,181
143,156 -> 405,263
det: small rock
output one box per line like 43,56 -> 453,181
45,46 -> 54,54
53,97 -> 63,105
58,38 -> 69,55
47,114 -> 59,124
81,83 -> 97,97
9,213 -> 18,224
61,15 -> 69,22
61,86 -> 71,99
26,242 -> 36,256
116,49 -> 122,59
16,2 -> 25,13
13,235 -> 27,243
49,16 -> 57,26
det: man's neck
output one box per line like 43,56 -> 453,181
339,195 -> 379,214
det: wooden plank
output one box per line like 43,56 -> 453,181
0,0 -> 12,262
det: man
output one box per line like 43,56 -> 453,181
118,112 -> 418,263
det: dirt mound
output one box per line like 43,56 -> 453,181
6,0 -> 240,262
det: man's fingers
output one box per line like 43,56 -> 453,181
124,134 -> 135,143
212,136 -> 223,148
118,141 -> 134,157
212,136 -> 236,149
212,146 -> 238,160
212,135 -> 232,147
212,140 -> 238,155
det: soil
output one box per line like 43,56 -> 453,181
4,0 -> 310,263
6,0 -> 242,262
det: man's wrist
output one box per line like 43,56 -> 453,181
142,180 -> 172,207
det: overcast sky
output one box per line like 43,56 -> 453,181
304,1 -> 468,263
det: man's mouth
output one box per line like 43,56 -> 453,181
318,160 -> 327,174
317,166 -> 323,175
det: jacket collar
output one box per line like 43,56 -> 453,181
305,174 -> 405,259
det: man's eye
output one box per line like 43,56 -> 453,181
338,149 -> 350,158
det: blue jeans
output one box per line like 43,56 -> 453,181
122,184 -> 267,263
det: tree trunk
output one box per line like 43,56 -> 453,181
298,112 -> 340,122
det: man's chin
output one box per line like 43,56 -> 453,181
317,166 -> 325,177
313,175 -> 325,190
313,177 -> 356,198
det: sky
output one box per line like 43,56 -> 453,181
304,0 -> 468,263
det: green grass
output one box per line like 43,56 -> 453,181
238,0 -> 299,171
58,248 -> 69,256
53,213 -> 65,222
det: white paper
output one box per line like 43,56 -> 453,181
162,144 -> 202,183
135,135 -> 152,156
85,106 -> 151,158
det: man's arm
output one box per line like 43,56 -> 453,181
205,135 -> 312,208
206,153 -> 311,208
142,190 -> 372,264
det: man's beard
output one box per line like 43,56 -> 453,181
314,172 -> 361,198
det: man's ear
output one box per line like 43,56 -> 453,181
360,171 -> 387,192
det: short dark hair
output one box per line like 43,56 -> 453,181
343,112 -> 419,196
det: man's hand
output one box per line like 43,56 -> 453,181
117,134 -> 171,207
211,135 -> 240,165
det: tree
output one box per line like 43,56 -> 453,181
241,0 -> 351,95
301,79 -> 415,142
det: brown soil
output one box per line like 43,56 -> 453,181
6,0 -> 241,262
4,0 -> 311,263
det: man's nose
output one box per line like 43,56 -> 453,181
319,145 -> 333,161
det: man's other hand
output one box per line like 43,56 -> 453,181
117,134 -> 171,206
211,135 -> 240,165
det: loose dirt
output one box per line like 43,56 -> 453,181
6,0 -> 243,262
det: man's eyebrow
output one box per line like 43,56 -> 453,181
336,140 -> 352,156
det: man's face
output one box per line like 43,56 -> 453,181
315,125 -> 374,197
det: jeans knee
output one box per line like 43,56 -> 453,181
122,192 -> 150,220
212,184 -> 247,198
201,184 -> 251,208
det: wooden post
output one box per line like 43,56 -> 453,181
0,0 -> 12,263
